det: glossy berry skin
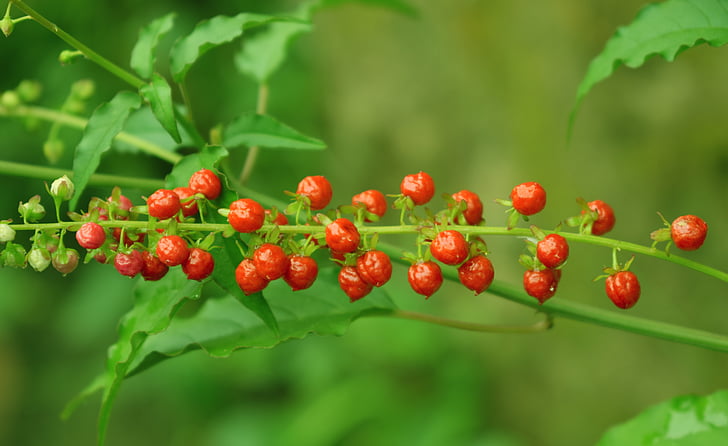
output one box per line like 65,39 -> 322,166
430,230 -> 469,265
108,194 -> 133,219
325,218 -> 360,253
605,271 -> 641,309
228,198 -> 265,233
140,251 -> 169,281
352,189 -> 387,221
182,248 -> 215,281
400,171 -> 435,205
188,168 -> 222,200
284,255 -> 318,291
147,189 -> 182,220
523,269 -> 559,304
408,261 -> 443,298
451,190 -> 483,225
253,243 -> 290,281
155,235 -> 190,267
76,222 -> 106,250
510,182 -> 546,216
235,258 -> 269,295
536,233 -> 570,269
114,250 -> 144,278
457,255 -> 494,295
296,175 -> 333,210
338,266 -> 373,302
671,215 -> 708,251
585,200 -> 615,236
356,250 -> 392,287
173,186 -> 199,217
52,249 -> 80,275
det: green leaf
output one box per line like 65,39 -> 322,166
96,269 -> 203,445
597,390 -> 728,446
139,73 -> 181,143
70,91 -> 141,211
222,112 -> 327,150
170,13 -> 293,83
126,265 -> 396,376
113,106 -> 190,154
164,145 -> 228,188
130,12 -> 176,79
317,0 -> 417,16
573,0 -> 728,122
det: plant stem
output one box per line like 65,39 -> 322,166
238,83 -> 269,185
0,160 -> 164,190
389,309 -> 553,333
0,104 -> 182,164
8,0 -> 145,89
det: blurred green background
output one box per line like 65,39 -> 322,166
1,0 -> 728,445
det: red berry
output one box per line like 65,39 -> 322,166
228,198 -> 265,233
605,271 -> 641,309
585,200 -> 615,236
75,222 -> 106,250
114,250 -> 144,278
182,248 -> 215,281
451,190 -> 483,225
147,189 -> 182,220
296,175 -> 333,210
107,193 -> 133,219
536,233 -> 569,269
510,182 -> 546,216
325,218 -> 360,253
408,261 -> 443,298
671,215 -> 708,251
235,258 -> 269,295
283,255 -> 318,291
400,171 -> 435,205
140,251 -> 169,281
173,186 -> 199,217
457,255 -> 494,295
430,230 -> 469,265
265,209 -> 289,226
188,168 -> 222,200
352,189 -> 387,221
253,243 -> 290,281
356,250 -> 392,287
52,249 -> 80,275
338,265 -> 373,302
523,269 -> 559,304
155,235 -> 190,266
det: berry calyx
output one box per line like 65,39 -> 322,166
523,269 -> 559,304
253,243 -> 290,281
536,233 -> 569,269
457,254 -> 494,295
75,222 -> 106,250
147,189 -> 181,220
188,168 -> 222,200
140,251 -> 169,281
52,249 -> 79,275
400,171 -> 435,205
510,182 -> 546,216
235,258 -> 269,295
155,235 -> 190,267
671,215 -> 708,251
356,250 -> 392,287
451,190 -> 483,225
182,248 -> 215,281
325,218 -> 360,253
352,189 -> 387,221
173,186 -> 199,218
283,255 -> 318,291
338,265 -> 373,302
584,200 -> 615,236
430,230 -> 469,265
228,198 -> 265,233
296,175 -> 333,210
114,250 -> 144,278
605,271 -> 641,309
408,261 -> 443,298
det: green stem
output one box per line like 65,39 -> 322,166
238,83 -> 269,185
8,0 -> 145,89
0,104 -> 183,164
0,160 -> 164,190
389,309 -> 553,333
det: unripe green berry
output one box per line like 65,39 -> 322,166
28,247 -> 51,272
50,175 -> 75,201
43,139 -> 65,164
0,224 -> 15,242
1,242 -> 27,268
18,195 -> 46,222
16,80 -> 41,102
71,79 -> 95,100
52,248 -> 79,275
1,90 -> 20,108
0,15 -> 13,37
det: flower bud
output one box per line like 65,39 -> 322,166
1,242 -> 27,268
1,15 -> 13,37
1,90 -> 20,108
59,50 -> 83,65
0,224 -> 15,242
28,247 -> 51,272
18,195 -> 46,222
50,175 -> 75,201
43,139 -> 64,164
71,79 -> 94,100
16,80 -> 41,102
52,248 -> 79,275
